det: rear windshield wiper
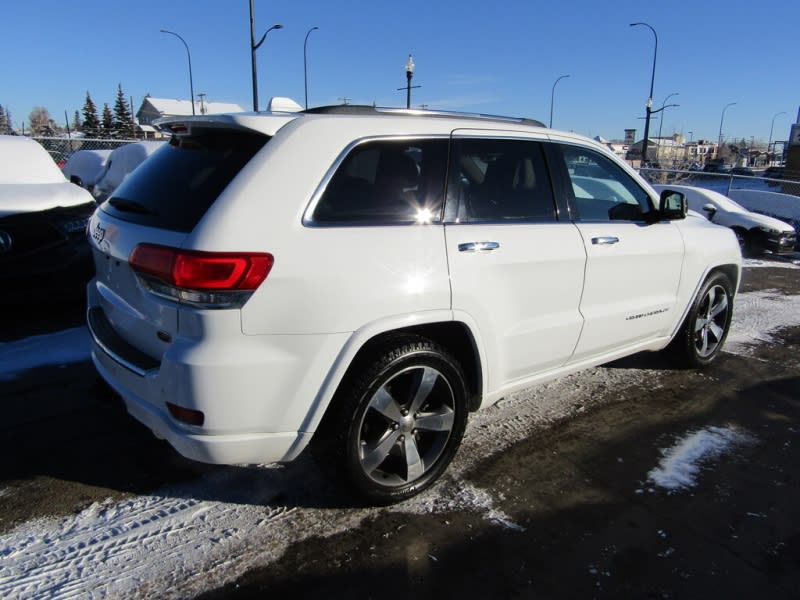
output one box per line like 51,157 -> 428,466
108,198 -> 157,215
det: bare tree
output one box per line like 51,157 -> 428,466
29,106 -> 53,135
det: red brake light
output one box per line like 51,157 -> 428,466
130,244 -> 273,291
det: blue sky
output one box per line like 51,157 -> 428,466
2,0 -> 797,143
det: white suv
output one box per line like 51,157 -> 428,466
87,106 -> 741,503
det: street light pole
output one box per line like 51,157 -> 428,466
249,0 -> 283,112
160,29 -> 195,115
630,22 -> 658,167
304,26 -> 319,110
655,92 -> 679,162
405,55 -> 415,109
768,111 -> 787,163
549,74 -> 570,128
717,102 -> 737,161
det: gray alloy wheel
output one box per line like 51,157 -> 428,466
357,364 -> 456,487
318,336 -> 469,504
666,271 -> 733,368
693,283 -> 730,358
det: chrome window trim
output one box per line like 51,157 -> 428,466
302,134 -> 450,228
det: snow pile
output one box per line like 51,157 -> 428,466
728,188 -> 800,232
647,426 -> 753,491
0,327 -> 90,381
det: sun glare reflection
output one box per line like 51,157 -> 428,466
414,207 -> 434,224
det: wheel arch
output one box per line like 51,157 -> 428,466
669,262 -> 740,342
306,317 -> 484,444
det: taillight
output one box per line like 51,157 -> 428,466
129,244 -> 273,308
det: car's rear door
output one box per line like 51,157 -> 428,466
444,131 -> 586,393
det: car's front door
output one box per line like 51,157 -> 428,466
444,131 -> 586,393
553,143 -> 685,361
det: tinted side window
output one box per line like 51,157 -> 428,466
100,130 -> 268,233
444,138 -> 556,223
312,139 -> 448,225
559,144 -> 652,222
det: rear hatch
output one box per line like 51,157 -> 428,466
88,121 -> 281,364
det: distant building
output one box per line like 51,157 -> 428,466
684,140 -> 717,164
135,97 -> 245,137
626,133 -> 718,166
593,135 -> 629,159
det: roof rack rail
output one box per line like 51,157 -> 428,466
301,104 -> 546,128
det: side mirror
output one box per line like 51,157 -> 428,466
658,189 -> 687,220
701,203 -> 717,220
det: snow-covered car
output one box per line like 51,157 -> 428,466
653,184 -> 796,256
0,135 -> 96,302
87,106 -> 742,504
62,148 -> 112,193
92,141 -> 165,203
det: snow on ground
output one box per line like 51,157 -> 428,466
1,281 -> 799,598
647,426 -> 755,492
0,327 -> 89,381
725,289 -> 800,355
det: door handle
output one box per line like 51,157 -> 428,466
591,236 -> 619,245
458,241 -> 500,252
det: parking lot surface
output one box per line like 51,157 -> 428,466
1,258 -> 799,599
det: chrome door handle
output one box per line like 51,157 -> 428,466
458,241 -> 500,252
591,236 -> 619,245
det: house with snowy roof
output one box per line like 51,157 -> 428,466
135,96 -> 245,136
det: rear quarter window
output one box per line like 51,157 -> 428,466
309,138 -> 448,225
100,130 -> 268,233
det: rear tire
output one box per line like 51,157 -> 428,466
318,335 -> 469,505
667,272 -> 733,368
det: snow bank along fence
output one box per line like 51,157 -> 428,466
33,136 -> 140,168
640,168 -> 800,248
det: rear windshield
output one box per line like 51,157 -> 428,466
100,130 -> 268,232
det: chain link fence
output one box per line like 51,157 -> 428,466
639,168 -> 800,246
637,168 -> 800,198
32,136 -> 141,168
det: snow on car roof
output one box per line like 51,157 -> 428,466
0,135 -> 66,184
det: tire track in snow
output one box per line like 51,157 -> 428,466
0,469 -> 296,600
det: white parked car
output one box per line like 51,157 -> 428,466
62,148 -> 112,193
92,141 -> 165,202
0,135 -> 96,302
87,107 -> 742,503
653,184 -> 796,256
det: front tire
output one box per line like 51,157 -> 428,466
667,272 -> 733,368
322,336 -> 469,505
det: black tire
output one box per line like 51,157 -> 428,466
667,272 -> 733,368
318,335 -> 469,505
732,228 -> 748,255
734,228 -> 763,258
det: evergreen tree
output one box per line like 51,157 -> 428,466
5,107 -> 12,133
82,92 -> 101,138
112,83 -> 133,138
72,110 -> 82,133
101,103 -> 113,138
0,104 -> 7,133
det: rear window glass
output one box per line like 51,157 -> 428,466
100,130 -> 268,232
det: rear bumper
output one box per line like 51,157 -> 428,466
87,296 -> 349,466
91,350 -> 311,464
